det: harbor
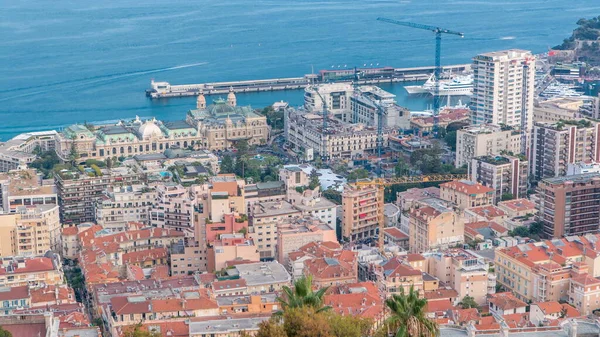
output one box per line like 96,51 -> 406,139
146,64 -> 471,99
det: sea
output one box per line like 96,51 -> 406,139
1,0 -> 599,141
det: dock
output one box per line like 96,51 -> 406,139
146,64 -> 471,99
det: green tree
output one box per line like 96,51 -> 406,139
384,285 -> 439,337
0,326 -> 12,337
235,139 -> 250,156
501,193 -> 514,201
347,168 -> 369,181
252,320 -> 288,337
308,169 -> 320,190
322,188 -> 342,205
529,221 -> 543,235
123,323 -> 160,337
106,157 -> 113,169
458,295 -> 478,309
509,226 -> 530,237
410,144 -> 443,174
444,131 -> 457,151
220,155 -> 234,174
395,159 -> 410,177
261,106 -> 285,130
276,275 -> 331,314
327,312 -> 372,337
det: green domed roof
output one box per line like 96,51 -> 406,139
207,98 -> 236,116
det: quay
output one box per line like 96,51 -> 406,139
146,64 -> 471,99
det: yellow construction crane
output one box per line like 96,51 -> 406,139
351,174 -> 469,249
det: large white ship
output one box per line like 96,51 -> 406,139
405,74 -> 473,96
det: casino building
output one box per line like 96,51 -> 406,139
56,89 -> 269,160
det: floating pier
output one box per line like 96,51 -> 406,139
146,64 -> 471,99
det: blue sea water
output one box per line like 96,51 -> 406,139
1,0 -> 599,140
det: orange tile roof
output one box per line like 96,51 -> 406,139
0,257 -> 55,276
384,227 -> 408,240
534,301 -> 563,315
465,221 -> 508,234
150,265 -> 170,280
452,308 -> 480,324
467,205 -> 506,219
406,253 -> 426,262
475,316 -> 500,331
127,265 -> 145,281
59,311 -> 91,329
423,289 -> 459,300
30,285 -> 75,306
488,292 -> 527,310
502,312 -> 531,328
62,226 -> 78,236
151,297 -> 218,312
122,247 -> 168,264
0,286 -> 29,301
441,180 -> 494,195
425,300 -> 456,313
498,199 -> 536,212
324,293 -> 383,319
118,322 -> 189,337
212,279 -> 247,291
110,296 -> 151,315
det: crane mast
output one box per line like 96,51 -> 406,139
377,17 -> 464,135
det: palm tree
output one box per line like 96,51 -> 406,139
276,275 -> 331,314
385,285 -> 439,337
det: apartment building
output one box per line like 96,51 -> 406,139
249,201 -> 301,260
455,124 -> 521,168
287,241 -> 357,288
0,204 -> 61,256
440,180 -> 494,209
530,120 -> 600,180
0,255 -> 63,288
536,173 -> 600,238
276,215 -> 336,265
470,155 -> 528,203
494,237 -> 600,302
0,170 -> 57,215
149,183 -> 195,236
207,234 -> 260,272
341,184 -> 383,241
234,262 -> 291,293
409,199 -> 464,253
365,255 -> 424,295
207,174 -> 246,221
244,181 -> 286,212
471,49 -> 535,153
533,97 -> 585,123
95,185 -> 156,232
303,83 -> 353,120
426,249 -> 493,305
55,166 -> 142,225
350,85 -> 410,129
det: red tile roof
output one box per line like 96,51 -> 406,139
467,205 -> 506,219
441,180 -> 494,195
384,227 -> 408,240
452,308 -> 480,324
62,226 -> 78,236
110,296 -> 151,315
425,300 -> 456,313
498,199 -> 536,212
423,288 -> 459,300
534,301 -> 563,315
122,247 -> 168,264
30,285 -> 75,306
0,257 -> 56,275
212,279 -> 247,291
488,292 -> 527,310
502,312 -> 531,328
0,286 -> 29,301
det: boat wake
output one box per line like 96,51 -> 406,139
0,62 -> 209,102
500,36 -> 516,40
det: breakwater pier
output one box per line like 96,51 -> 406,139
146,64 -> 471,99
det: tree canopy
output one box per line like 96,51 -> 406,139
458,295 -> 478,309
0,326 -> 12,337
384,285 -> 439,337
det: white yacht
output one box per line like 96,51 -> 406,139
405,74 -> 473,96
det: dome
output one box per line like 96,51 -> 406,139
138,121 -> 162,139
